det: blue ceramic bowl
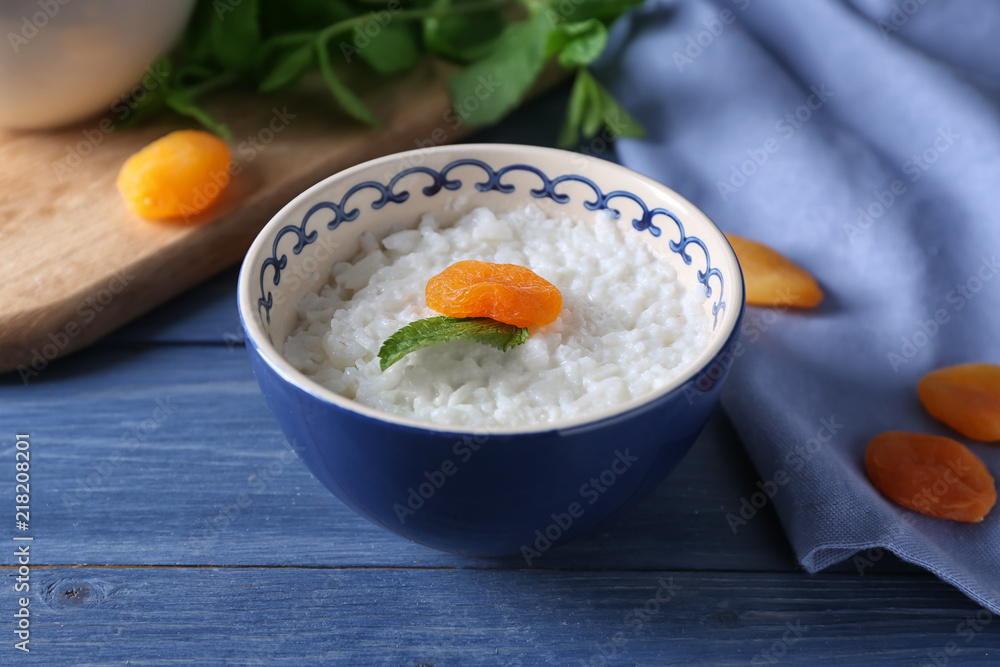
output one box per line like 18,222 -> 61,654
237,144 -> 745,557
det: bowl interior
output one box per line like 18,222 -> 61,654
238,144 -> 743,433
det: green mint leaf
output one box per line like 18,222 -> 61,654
580,70 -> 604,138
130,0 -> 640,150
547,19 -> 607,68
592,73 -> 645,139
423,0 -> 505,63
316,38 -> 382,127
446,11 -> 552,126
257,35 -> 316,92
600,95 -> 645,139
378,316 -> 529,371
557,67 -> 590,148
210,0 -> 261,73
557,69 -> 645,147
357,22 -> 420,75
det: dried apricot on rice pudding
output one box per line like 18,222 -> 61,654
426,260 -> 563,328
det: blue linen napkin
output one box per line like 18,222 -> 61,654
597,0 -> 1000,613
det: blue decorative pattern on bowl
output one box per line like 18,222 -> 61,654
238,144 -> 745,557
256,159 -> 726,332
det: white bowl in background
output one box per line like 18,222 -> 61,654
0,0 -> 195,129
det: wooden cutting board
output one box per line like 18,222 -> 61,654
0,62 -> 555,378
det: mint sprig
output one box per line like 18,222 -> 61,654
378,316 -> 528,371
120,0 -> 643,148
557,69 -> 645,148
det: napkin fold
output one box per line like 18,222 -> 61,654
598,0 -> 1000,613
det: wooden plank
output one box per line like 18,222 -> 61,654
9,567 -> 997,665
0,64 -> 564,374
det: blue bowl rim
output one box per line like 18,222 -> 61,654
237,143 -> 746,437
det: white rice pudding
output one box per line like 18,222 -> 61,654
283,205 -> 708,427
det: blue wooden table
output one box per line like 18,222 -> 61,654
4,91 -> 999,666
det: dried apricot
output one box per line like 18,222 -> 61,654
918,363 -> 1000,442
426,260 -> 562,328
865,431 -> 996,522
117,130 -> 231,220
725,234 -> 823,308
